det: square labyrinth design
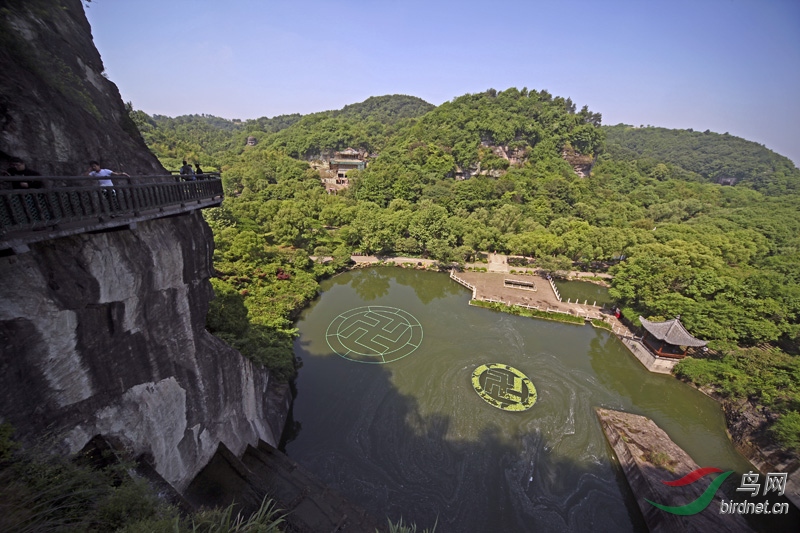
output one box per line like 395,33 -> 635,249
326,306 -> 423,363
472,364 -> 537,411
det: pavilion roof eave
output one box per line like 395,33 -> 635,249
639,316 -> 707,347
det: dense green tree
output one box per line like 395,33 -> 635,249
604,124 -> 800,194
134,87 -> 800,444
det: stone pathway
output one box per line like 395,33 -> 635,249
486,252 -> 509,272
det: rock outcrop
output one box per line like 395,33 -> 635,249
0,0 -> 288,492
722,398 -> 800,509
0,212 -> 289,490
0,0 -> 163,175
562,144 -> 595,177
596,408 -> 753,532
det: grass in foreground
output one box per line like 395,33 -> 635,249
0,425 -> 287,533
384,516 -> 438,533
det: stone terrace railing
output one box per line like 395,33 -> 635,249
0,174 -> 223,253
450,270 -> 477,299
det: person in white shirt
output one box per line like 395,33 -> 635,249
87,160 -> 128,186
87,160 -> 129,211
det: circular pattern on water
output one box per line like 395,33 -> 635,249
472,363 -> 537,411
326,306 -> 423,363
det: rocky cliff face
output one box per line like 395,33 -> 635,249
0,212 -> 289,490
722,398 -> 800,509
0,0 -> 163,175
596,408 -> 753,533
0,0 -> 288,491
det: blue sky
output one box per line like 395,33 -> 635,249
85,0 -> 800,165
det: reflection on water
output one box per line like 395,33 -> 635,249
285,268 -> 760,532
554,279 -> 612,306
349,267 -> 392,300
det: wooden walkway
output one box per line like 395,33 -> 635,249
0,175 -> 223,253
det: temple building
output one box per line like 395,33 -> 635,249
329,148 -> 366,179
639,316 -> 707,359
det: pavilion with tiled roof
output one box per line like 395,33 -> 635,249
639,316 -> 707,359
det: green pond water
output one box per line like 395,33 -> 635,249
554,279 -> 612,307
284,267 -> 764,532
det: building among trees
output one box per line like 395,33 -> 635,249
639,316 -> 707,359
320,148 -> 367,193
330,148 -> 366,179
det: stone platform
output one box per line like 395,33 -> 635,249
597,408 -> 753,532
451,270 -> 606,320
621,338 -> 680,374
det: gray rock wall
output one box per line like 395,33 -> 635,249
596,408 -> 753,532
0,212 -> 287,490
0,0 -> 289,492
0,0 -> 164,176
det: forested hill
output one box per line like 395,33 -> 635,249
604,124 -> 800,195
334,94 -> 434,124
131,87 -> 800,451
129,110 -> 304,170
128,94 -> 433,169
389,88 -> 604,170
341,88 -> 604,206
255,94 -> 433,159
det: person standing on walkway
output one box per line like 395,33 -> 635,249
87,160 -> 128,186
6,157 -> 43,189
88,160 -> 128,211
180,160 -> 195,181
5,157 -> 45,221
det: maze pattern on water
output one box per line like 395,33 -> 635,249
326,306 -> 423,363
472,363 -> 537,411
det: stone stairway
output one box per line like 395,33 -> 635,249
185,440 -> 386,532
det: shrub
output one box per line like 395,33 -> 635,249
590,319 -> 612,331
0,447 -> 169,532
0,428 -> 286,533
0,423 -> 18,462
643,450 -> 677,472
770,411 -> 800,451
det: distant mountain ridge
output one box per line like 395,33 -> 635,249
604,124 -> 800,194
333,94 -> 435,124
132,92 -> 800,196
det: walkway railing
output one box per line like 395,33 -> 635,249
547,276 -> 562,301
450,270 -> 477,299
1,174 -> 223,252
